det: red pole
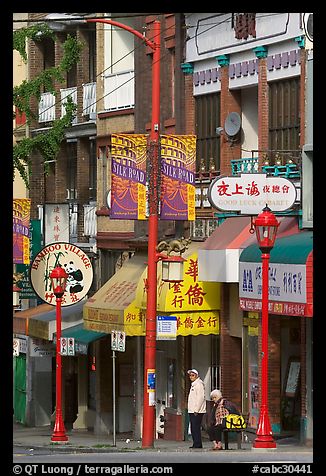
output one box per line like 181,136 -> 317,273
51,296 -> 68,442
86,16 -> 160,449
142,20 -> 160,449
253,252 -> 276,448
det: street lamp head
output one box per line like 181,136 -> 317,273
161,255 -> 186,283
50,266 -> 68,298
254,205 -> 280,253
13,284 -> 22,307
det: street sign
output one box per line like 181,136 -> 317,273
30,242 -> 94,307
60,337 -> 67,355
208,173 -> 297,215
111,330 -> 126,352
157,315 -> 177,340
67,337 -> 75,356
13,338 -> 19,356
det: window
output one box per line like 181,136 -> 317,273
66,33 -> 77,88
269,78 -> 300,160
195,93 -> 220,172
66,140 -> 77,200
89,139 -> 97,201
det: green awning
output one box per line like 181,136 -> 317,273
54,324 -> 107,354
240,231 -> 313,264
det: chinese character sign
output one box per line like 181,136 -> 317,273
160,135 -> 196,220
30,242 -> 94,306
208,173 -> 297,214
239,261 -> 311,316
13,198 -> 31,264
110,134 -> 147,220
44,203 -> 70,245
135,249 -> 221,336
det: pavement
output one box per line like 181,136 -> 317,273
13,421 -> 313,454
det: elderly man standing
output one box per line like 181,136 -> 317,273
187,369 -> 206,448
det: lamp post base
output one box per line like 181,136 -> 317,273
51,433 -> 69,442
253,436 -> 276,449
51,414 -> 69,442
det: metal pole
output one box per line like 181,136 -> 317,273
142,19 -> 160,449
253,252 -> 276,448
112,350 -> 116,446
51,296 -> 68,441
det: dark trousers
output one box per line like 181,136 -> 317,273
207,423 -> 223,442
189,413 -> 204,447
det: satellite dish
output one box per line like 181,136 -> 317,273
303,13 -> 313,42
224,112 -> 241,138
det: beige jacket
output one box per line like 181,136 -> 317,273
187,377 -> 206,413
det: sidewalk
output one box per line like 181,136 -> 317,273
13,422 -> 312,454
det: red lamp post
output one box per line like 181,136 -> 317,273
253,205 -> 279,449
50,266 -> 68,442
86,17 -> 160,448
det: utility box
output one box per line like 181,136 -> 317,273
163,408 -> 184,441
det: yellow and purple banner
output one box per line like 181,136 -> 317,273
13,198 -> 31,265
160,135 -> 196,221
110,134 -> 148,220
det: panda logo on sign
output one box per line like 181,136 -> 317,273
63,261 -> 84,294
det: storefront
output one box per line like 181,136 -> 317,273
24,300 -> 88,428
82,246 -> 221,439
135,242 -> 221,439
239,231 -> 313,441
83,252 -> 147,436
197,215 -> 303,430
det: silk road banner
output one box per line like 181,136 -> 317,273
160,135 -> 196,220
13,198 -> 31,264
110,134 -> 147,220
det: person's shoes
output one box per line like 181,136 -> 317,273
190,445 -> 203,448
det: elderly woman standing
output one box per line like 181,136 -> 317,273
207,389 -> 240,450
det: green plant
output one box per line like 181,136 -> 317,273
13,24 -> 84,188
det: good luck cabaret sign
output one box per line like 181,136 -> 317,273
208,173 -> 297,215
30,242 -> 93,306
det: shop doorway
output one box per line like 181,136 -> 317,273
14,354 -> 26,424
281,320 -> 301,434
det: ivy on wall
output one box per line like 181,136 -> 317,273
13,23 -> 84,188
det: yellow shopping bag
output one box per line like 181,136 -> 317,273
225,414 -> 246,429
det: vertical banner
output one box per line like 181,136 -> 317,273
110,134 -> 148,220
13,198 -> 31,264
160,135 -> 196,220
16,219 -> 42,299
44,203 -> 70,245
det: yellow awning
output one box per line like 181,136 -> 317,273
83,253 -> 147,336
135,243 -> 221,336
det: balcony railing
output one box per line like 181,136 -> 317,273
39,83 -> 96,124
83,203 -> 97,238
103,70 -> 134,111
83,82 -> 96,116
60,87 -> 77,124
38,202 -> 96,243
38,92 -> 55,123
231,157 -> 259,175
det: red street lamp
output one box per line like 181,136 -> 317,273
86,17 -> 160,448
50,265 -> 69,442
253,205 -> 279,449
